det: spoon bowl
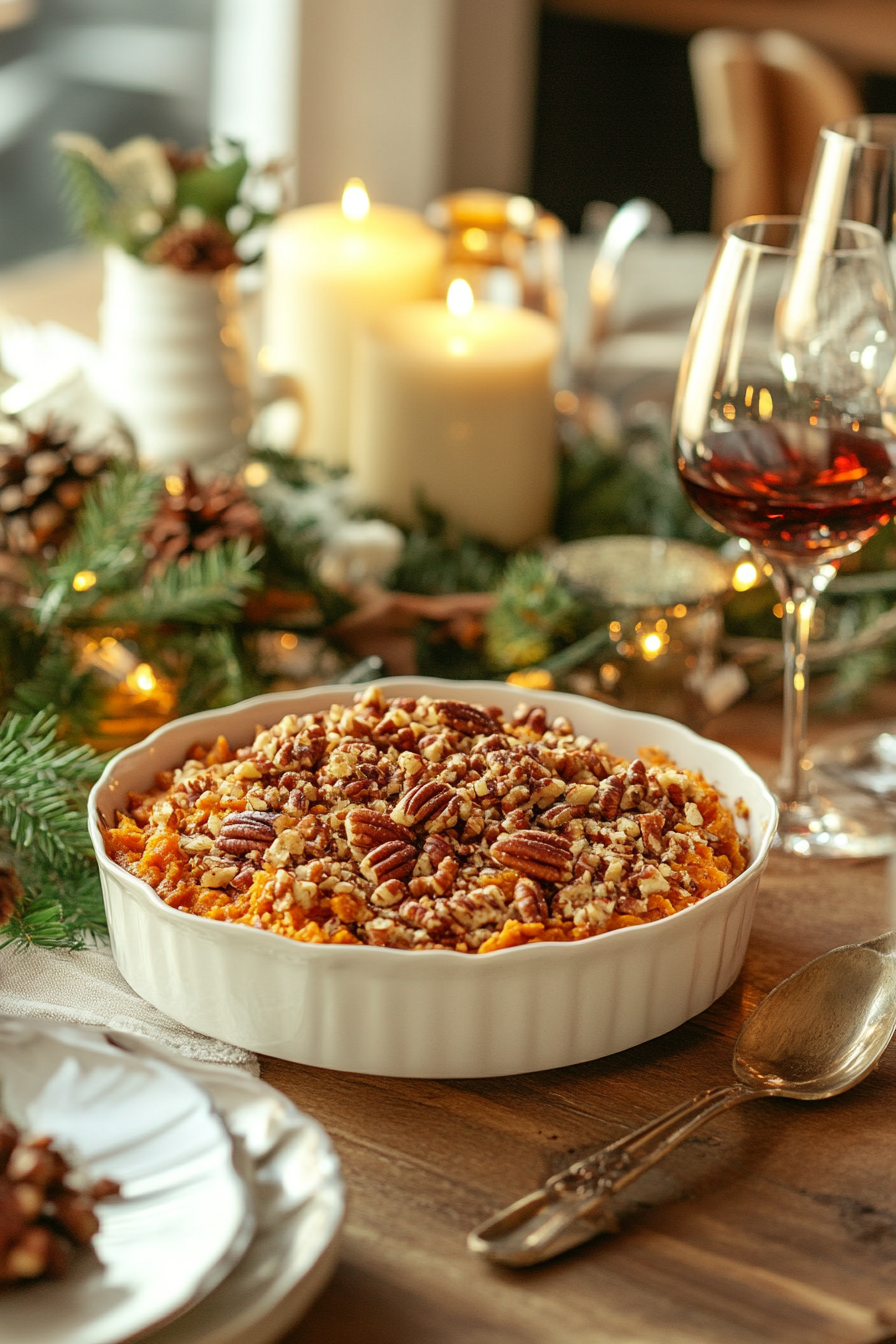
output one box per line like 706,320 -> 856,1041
734,945 -> 896,1097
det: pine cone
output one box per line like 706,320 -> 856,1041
0,865 -> 23,925
163,143 -> 207,175
145,467 -> 264,565
144,220 -> 239,273
0,421 -> 110,560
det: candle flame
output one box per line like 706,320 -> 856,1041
342,178 -> 370,221
447,278 -> 474,318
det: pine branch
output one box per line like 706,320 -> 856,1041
485,554 -> 584,671
174,626 -> 267,716
102,538 -> 263,626
0,710 -> 102,872
8,645 -> 105,739
34,464 -> 161,628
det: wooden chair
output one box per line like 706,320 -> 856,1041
757,29 -> 861,214
689,27 -> 862,231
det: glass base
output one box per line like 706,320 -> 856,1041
809,721 -> 896,801
775,789 -> 896,858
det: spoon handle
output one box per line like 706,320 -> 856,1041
468,1081 -> 759,1266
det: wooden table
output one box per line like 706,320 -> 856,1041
266,698 -> 896,1344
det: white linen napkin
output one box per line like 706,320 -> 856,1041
0,940 -> 258,1075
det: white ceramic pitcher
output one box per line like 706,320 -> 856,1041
100,247 -> 249,469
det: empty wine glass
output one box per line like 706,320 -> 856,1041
799,116 -> 896,809
673,216 -> 896,856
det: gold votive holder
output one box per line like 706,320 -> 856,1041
551,536 -> 744,725
425,189 -> 565,323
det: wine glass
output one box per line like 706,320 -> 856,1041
797,117 -> 896,806
672,216 -> 896,856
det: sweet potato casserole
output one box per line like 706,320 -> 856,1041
104,689 -> 748,953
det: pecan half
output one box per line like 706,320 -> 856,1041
432,699 -> 496,738
345,806 -> 413,851
360,839 -> 417,884
489,829 -> 574,883
390,780 -> 459,830
218,810 -> 277,854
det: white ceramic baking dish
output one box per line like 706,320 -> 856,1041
89,677 -> 777,1078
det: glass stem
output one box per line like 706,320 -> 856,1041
770,563 -> 828,805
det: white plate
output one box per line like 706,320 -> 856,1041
0,1019 -> 254,1344
105,1031 -> 344,1344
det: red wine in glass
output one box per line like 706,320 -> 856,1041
677,420 -> 896,562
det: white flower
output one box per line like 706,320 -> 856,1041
54,132 -> 176,210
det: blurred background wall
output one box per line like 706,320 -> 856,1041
2,0 -> 896,266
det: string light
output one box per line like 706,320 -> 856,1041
72,570 -> 96,592
732,561 -> 759,591
244,462 -> 270,487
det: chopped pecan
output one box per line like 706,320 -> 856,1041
217,810 -> 277,854
360,839 -> 417,884
390,780 -> 460,830
345,806 -> 414,851
409,834 -> 459,896
432,699 -> 496,737
638,810 -> 666,855
274,723 -> 327,770
370,877 -> 408,907
539,802 -> 587,829
489,829 -> 574,883
511,876 -> 549,923
592,775 -> 624,820
398,897 -> 450,933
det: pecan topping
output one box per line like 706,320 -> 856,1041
111,688 -> 749,954
345,806 -> 413,851
489,829 -> 574,883
432,699 -> 497,738
217,810 -> 277,854
360,839 -> 417,884
390,780 -> 459,830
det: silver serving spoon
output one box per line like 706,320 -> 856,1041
468,931 -> 896,1267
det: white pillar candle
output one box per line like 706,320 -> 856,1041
264,181 -> 444,466
350,280 -> 559,548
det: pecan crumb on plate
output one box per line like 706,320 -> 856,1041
0,1118 -> 119,1284
105,689 -> 748,953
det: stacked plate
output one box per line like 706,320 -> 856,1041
0,1018 -> 344,1344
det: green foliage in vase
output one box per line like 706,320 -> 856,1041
53,133 -> 284,268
